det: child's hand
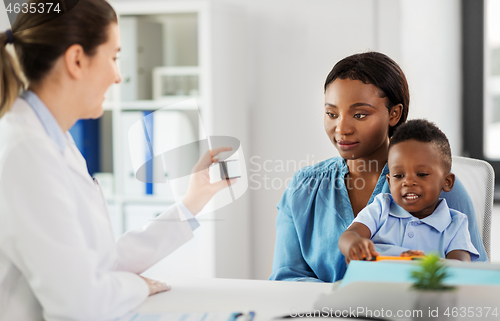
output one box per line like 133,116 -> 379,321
400,249 -> 425,257
346,238 -> 379,264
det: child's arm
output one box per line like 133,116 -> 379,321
446,249 -> 471,261
339,223 -> 379,264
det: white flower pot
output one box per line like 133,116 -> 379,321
413,290 -> 458,321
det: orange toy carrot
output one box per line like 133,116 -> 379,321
364,256 -> 423,261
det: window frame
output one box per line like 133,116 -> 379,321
461,0 -> 500,200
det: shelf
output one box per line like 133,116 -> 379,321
154,66 -> 199,75
102,98 -> 202,111
110,1 -> 208,15
106,195 -> 176,205
153,67 -> 200,100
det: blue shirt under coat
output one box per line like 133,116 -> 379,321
269,157 -> 488,283
352,193 -> 479,260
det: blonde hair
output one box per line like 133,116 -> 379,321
0,33 -> 25,118
0,0 -> 117,118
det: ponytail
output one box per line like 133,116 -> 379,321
0,31 -> 25,118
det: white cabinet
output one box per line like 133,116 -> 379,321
99,1 -> 250,279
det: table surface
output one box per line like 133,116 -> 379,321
132,277 -> 334,321
128,276 -> 500,321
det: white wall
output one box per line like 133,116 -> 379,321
399,0 -> 462,155
0,5 -> 8,30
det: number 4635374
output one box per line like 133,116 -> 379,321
443,307 -> 499,318
6,3 -> 61,14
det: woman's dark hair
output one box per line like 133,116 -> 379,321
324,52 -> 410,137
0,0 -> 118,117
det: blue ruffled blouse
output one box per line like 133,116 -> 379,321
269,157 -> 488,283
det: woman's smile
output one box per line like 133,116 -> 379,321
335,139 -> 359,151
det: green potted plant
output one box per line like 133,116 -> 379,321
410,253 -> 457,321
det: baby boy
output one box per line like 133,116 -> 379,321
339,119 -> 479,263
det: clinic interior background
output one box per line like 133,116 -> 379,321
1,0 -> 499,280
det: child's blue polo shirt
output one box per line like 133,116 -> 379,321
352,193 -> 480,260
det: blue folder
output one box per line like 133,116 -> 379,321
69,119 -> 100,176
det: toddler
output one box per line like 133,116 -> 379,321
338,119 -> 479,262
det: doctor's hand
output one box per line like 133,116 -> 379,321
140,276 -> 171,296
182,147 -> 237,215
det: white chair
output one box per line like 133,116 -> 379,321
452,156 -> 495,260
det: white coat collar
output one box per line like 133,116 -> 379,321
8,98 -> 95,184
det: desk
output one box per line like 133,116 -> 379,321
128,277 -> 500,321
131,277 -> 333,321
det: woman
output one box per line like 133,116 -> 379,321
0,1 -> 233,320
269,52 -> 487,283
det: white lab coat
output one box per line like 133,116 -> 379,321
0,98 -> 194,321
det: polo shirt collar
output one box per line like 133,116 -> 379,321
388,198 -> 414,219
388,197 -> 452,233
420,199 -> 452,233
20,90 -> 67,153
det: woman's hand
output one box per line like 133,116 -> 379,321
346,238 -> 379,264
400,249 -> 425,257
182,147 -> 237,215
140,276 -> 171,296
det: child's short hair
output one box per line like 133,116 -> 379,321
389,119 -> 452,172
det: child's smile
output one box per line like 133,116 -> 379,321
401,188 -> 425,207
402,192 -> 419,202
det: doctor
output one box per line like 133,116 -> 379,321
0,1 -> 235,320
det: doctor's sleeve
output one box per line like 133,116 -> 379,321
441,177 -> 488,261
113,201 -> 195,274
0,140 -> 148,321
269,177 -> 324,283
